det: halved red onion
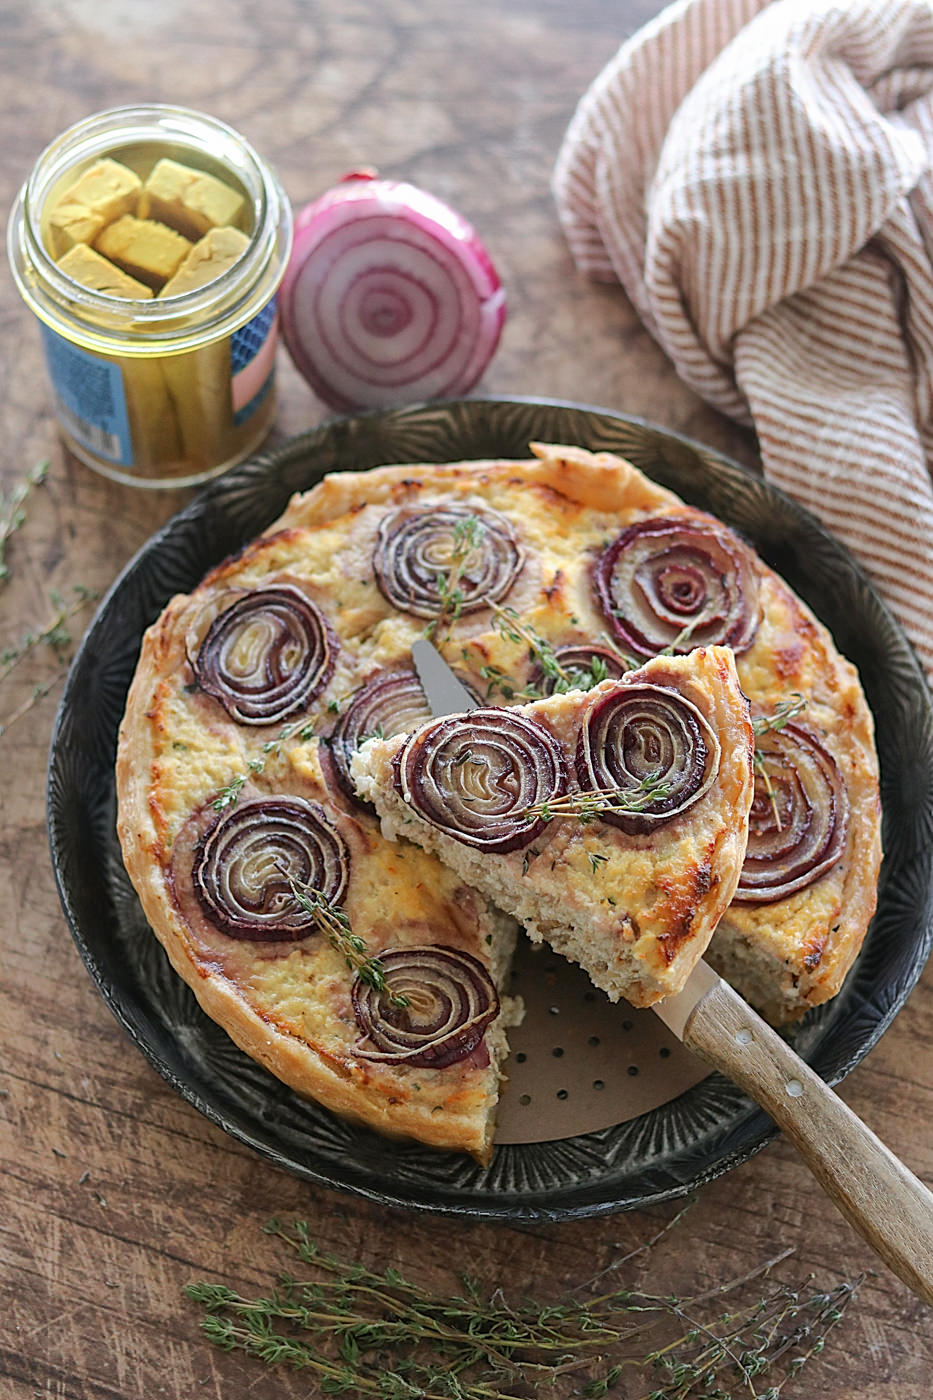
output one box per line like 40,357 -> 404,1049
280,175 -> 505,410
736,723 -> 848,903
193,796 -> 349,941
595,516 -> 761,658
191,586 -> 336,725
576,684 -> 720,832
329,667 -> 480,806
374,502 -> 522,619
352,945 -> 499,1067
395,708 -> 566,852
532,643 -> 629,696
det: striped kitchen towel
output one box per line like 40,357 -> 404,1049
553,0 -> 933,679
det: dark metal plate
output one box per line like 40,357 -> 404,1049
47,397 -> 933,1220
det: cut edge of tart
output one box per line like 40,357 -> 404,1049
351,646 -> 756,1010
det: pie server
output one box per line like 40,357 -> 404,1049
411,638 -> 933,1305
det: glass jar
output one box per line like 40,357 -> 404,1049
7,104 -> 293,488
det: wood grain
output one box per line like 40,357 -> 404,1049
1,1 -> 932,1397
684,976 -> 933,1307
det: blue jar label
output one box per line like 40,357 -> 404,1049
40,323 -> 134,465
231,297 -> 277,427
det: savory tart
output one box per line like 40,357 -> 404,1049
116,442 -> 881,1160
351,648 -> 755,1008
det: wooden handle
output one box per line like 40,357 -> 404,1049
683,977 -> 933,1306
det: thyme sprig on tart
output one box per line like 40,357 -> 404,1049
276,865 -> 408,1008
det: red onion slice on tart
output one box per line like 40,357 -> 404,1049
736,723 -> 849,903
373,502 -> 522,618
594,516 -> 761,658
193,796 -> 349,941
576,684 -> 721,833
352,946 -> 499,1067
329,667 -> 479,807
394,708 -> 566,852
191,585 -> 336,725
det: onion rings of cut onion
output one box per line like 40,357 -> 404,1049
394,708 -> 566,852
280,176 -> 505,410
594,516 -> 761,658
193,796 -> 349,941
576,684 -> 720,833
191,585 -> 336,725
736,723 -> 848,903
373,502 -> 522,618
352,945 -> 499,1067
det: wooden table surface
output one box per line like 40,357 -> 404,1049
2,2 -> 932,1396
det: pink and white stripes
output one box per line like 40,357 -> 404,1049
554,0 -> 933,678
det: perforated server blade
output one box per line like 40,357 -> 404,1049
494,939 -> 709,1143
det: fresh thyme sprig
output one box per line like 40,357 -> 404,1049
521,773 -> 672,827
0,584 -> 100,739
751,695 -> 807,832
474,608 -> 634,704
424,515 -> 487,646
278,869 -> 408,1008
488,601 -> 575,690
0,585 -> 98,683
185,1217 -> 862,1399
0,459 -> 48,585
212,719 -> 316,811
752,694 -> 807,738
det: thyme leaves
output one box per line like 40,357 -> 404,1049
751,695 -> 807,832
752,695 -> 807,739
212,720 -> 316,811
423,514 -> 487,646
186,1217 -> 862,1399
0,584 -> 99,739
277,869 -> 408,1009
521,772 -> 673,827
0,459 -> 48,586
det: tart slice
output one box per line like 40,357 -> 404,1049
351,646 -> 755,1008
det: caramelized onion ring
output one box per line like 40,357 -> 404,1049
352,946 -> 499,1067
193,796 -> 349,941
330,667 -> 479,807
736,723 -> 848,903
192,585 -> 336,725
576,684 -> 720,833
595,516 -> 760,658
394,708 -> 566,852
373,503 -> 522,618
